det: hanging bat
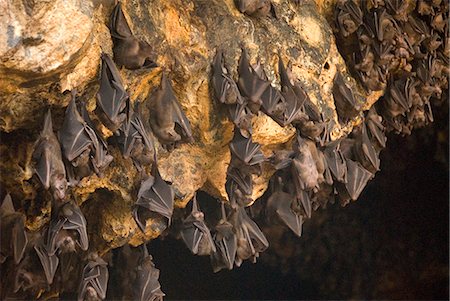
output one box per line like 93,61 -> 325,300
324,141 -> 347,183
269,149 -> 295,170
332,71 -> 361,121
365,107 -> 386,150
237,47 -> 270,111
225,176 -> 253,209
110,2 -> 157,70
134,246 -> 165,301
354,123 -> 380,173
227,167 -> 253,196
385,0 -> 409,22
230,207 -> 268,266
335,0 -> 362,37
46,202 -> 89,255
117,100 -> 155,168
12,250 -> 48,297
210,202 -> 237,272
291,136 -> 320,192
78,100 -> 113,175
180,195 -> 216,256
229,129 -> 265,166
235,0 -> 275,18
0,194 -> 28,265
78,254 -> 109,301
342,159 -> 373,201
374,9 -> 398,42
266,177 -> 303,237
34,242 -> 59,285
133,162 -> 174,233
148,72 -> 193,147
228,102 -> 253,138
293,189 -> 312,219
59,91 -> 94,179
32,110 -> 68,201
95,53 -> 129,133
212,49 -> 243,105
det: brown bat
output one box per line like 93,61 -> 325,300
237,48 -> 271,111
324,141 -> 347,183
34,242 -> 59,285
229,129 -> 265,166
269,149 -> 295,170
210,202 -> 238,272
332,71 -> 361,122
365,107 -> 387,150
148,72 -> 193,147
228,102 -> 253,138
78,254 -> 109,301
133,161 -> 174,233
180,195 -> 216,256
212,49 -> 243,105
0,194 -> 28,265
96,53 -> 129,133
335,0 -> 363,37
266,176 -> 303,237
342,159 -> 373,201
291,136 -> 320,192
110,2 -> 157,70
235,0 -> 275,18
225,167 -> 254,209
134,246 -> 165,301
354,123 -> 380,173
230,207 -> 268,266
374,9 -> 398,42
33,110 -> 68,201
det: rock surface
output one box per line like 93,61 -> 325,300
0,0 -> 379,250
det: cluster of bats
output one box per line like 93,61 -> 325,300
335,0 -> 449,135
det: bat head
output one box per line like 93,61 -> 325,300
51,175 -> 67,201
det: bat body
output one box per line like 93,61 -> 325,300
341,159 -> 373,202
354,123 -> 380,173
236,0 -> 274,18
148,72 -> 193,147
335,0 -> 362,37
237,48 -> 270,110
96,54 -> 129,133
33,110 -> 67,201
230,207 -> 268,266
110,2 -> 157,70
229,130 -> 265,166
180,196 -> 216,256
78,255 -> 109,301
228,103 -> 253,138
133,164 -> 174,233
0,194 -> 28,265
118,101 -> 155,168
211,203 -> 237,272
134,247 -> 165,301
365,107 -> 386,150
34,242 -> 59,285
291,136 -> 320,192
332,72 -> 361,121
212,49 -> 243,105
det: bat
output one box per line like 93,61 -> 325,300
32,110 -> 68,201
133,162 -> 174,233
228,102 -> 253,138
266,177 -> 303,237
365,107 -> 386,150
59,91 -> 94,179
225,175 -> 253,209
46,202 -> 89,256
148,72 -> 193,147
117,100 -> 155,168
385,0 -> 409,22
34,242 -> 59,285
230,207 -> 268,266
12,251 -> 48,297
235,0 -> 275,18
354,46 -> 375,73
227,167 -> 253,196
294,189 -> 312,219
134,246 -> 165,301
78,100 -> 113,174
237,47 -> 270,111
374,9 -> 398,42
95,53 -> 129,133
332,71 -> 361,121
210,203 -> 237,272
0,194 -> 28,265
354,123 -> 380,173
269,149 -> 295,170
110,2 -> 157,70
335,0 -> 362,37
229,129 -> 265,166
324,141 -> 347,183
180,195 -> 216,256
342,159 -> 373,201
212,49 -> 243,105
78,254 -> 109,301
291,136 -> 320,192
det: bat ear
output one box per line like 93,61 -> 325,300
1,193 -> 15,215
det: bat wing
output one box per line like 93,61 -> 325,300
212,50 -> 242,105
35,243 -> 59,285
297,190 -> 312,219
61,203 -> 89,251
34,110 -> 57,189
110,2 -> 133,39
60,93 -> 92,162
227,167 -> 252,195
324,143 -> 347,182
366,108 -> 386,148
333,72 -> 359,119
268,191 -> 303,237
229,130 -> 265,165
228,103 -> 253,136
261,84 -> 285,117
358,124 -> 380,172
90,264 -> 109,300
237,48 -> 270,103
239,208 -> 268,253
46,218 -> 65,256
211,221 -> 237,272
131,104 -> 154,152
345,159 -> 372,200
12,219 -> 28,264
135,257 -> 165,301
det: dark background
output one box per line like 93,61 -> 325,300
147,119 -> 449,300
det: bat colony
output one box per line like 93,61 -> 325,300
1,0 -> 448,300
